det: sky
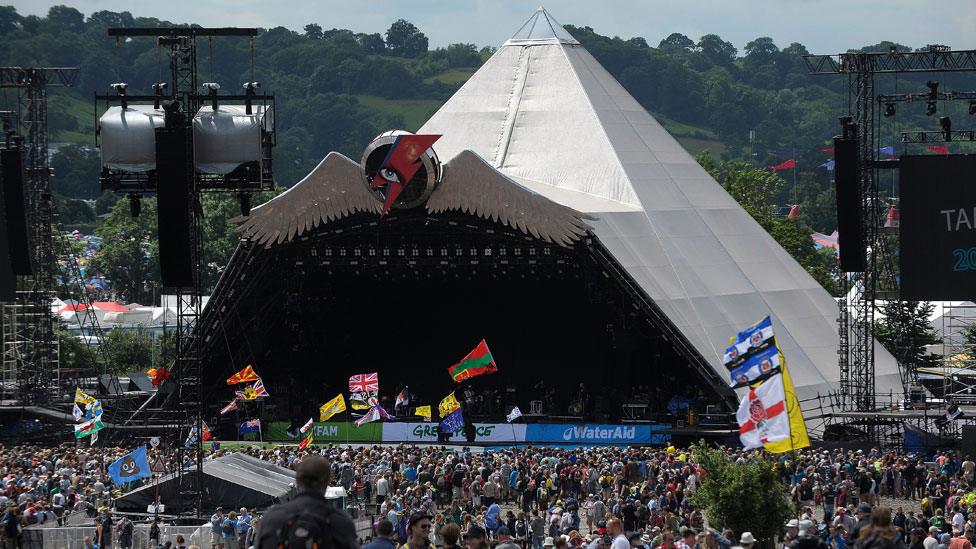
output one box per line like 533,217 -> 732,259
9,0 -> 976,54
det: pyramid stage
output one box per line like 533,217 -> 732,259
193,8 -> 902,441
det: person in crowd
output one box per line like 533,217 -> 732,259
464,526 -> 488,549
364,519 -> 398,549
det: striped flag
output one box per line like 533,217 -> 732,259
448,340 -> 497,383
300,417 -> 314,434
299,430 -> 313,451
354,407 -> 380,426
220,399 -> 239,415
226,365 -> 260,385
348,373 -> 379,393
235,379 -> 269,400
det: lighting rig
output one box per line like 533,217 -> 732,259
94,27 -> 275,520
0,67 -> 78,407
878,81 -> 976,142
804,45 -> 976,433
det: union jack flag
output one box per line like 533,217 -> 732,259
349,373 -> 379,393
236,379 -> 269,400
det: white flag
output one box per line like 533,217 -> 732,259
72,403 -> 83,422
736,373 -> 790,450
506,406 -> 523,423
354,407 -> 380,426
90,429 -> 98,447
300,417 -> 314,434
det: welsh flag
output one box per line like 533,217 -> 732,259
448,340 -> 497,382
299,430 -> 313,451
74,418 -> 104,439
736,373 -> 790,450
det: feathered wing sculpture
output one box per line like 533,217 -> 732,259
426,150 -> 593,247
235,152 -> 381,246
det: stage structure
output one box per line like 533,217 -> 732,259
805,46 -> 976,445
197,8 -> 901,436
0,67 -> 78,406
95,27 -> 275,520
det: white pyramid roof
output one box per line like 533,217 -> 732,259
420,9 -> 903,400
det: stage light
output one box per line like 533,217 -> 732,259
128,194 -> 141,218
202,82 -> 220,110
940,116 -> 952,140
926,101 -> 937,116
884,102 -> 895,117
152,82 -> 167,109
926,80 -> 939,98
111,82 -> 128,109
243,81 -> 260,115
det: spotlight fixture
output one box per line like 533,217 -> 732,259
926,80 -> 939,98
243,81 -> 260,115
151,82 -> 167,109
202,82 -> 220,110
111,82 -> 128,108
926,101 -> 937,116
940,116 -> 952,141
884,102 -> 896,117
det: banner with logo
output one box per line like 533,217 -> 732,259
383,422 -> 527,443
525,424 -> 670,444
265,421 -> 382,442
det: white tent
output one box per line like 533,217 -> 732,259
418,7 -> 903,400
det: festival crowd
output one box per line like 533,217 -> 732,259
0,442 -> 973,549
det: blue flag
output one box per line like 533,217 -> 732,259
819,160 -> 835,171
107,446 -> 151,486
728,344 -> 782,387
439,409 -> 464,436
722,315 -> 776,370
239,419 -> 261,435
878,145 -> 894,156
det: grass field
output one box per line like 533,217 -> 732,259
424,68 -> 476,86
49,92 -> 96,144
356,94 -> 443,131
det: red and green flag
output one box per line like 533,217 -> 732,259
448,339 -> 497,383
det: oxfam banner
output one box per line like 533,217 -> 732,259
265,421 -> 382,442
383,422 -> 527,443
525,424 -> 671,444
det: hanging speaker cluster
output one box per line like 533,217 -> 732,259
0,142 -> 33,300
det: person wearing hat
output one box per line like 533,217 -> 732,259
739,532 -> 756,549
464,526 -> 489,549
543,537 -> 556,549
784,519 -> 800,547
851,503 -> 872,541
496,526 -> 520,549
401,512 -> 436,549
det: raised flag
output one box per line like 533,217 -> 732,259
354,407 -> 380,426
787,204 -> 800,219
927,144 -> 949,155
736,373 -> 790,450
226,365 -> 261,385
415,405 -> 432,420
878,145 -> 895,156
439,392 -> 461,418
238,419 -> 261,435
300,417 -> 314,434
819,159 -> 835,170
349,373 -> 379,393
107,446 -> 151,486
506,406 -> 523,423
299,430 -> 313,451
761,360 -> 811,453
821,147 -> 834,153
72,403 -> 83,422
74,418 -> 104,439
768,159 -> 795,171
723,316 -> 775,370
439,409 -> 465,435
90,400 -> 103,417
90,429 -> 98,447
320,394 -> 346,421
201,420 -> 212,442
448,340 -> 497,383
75,388 -> 95,405
151,367 -> 172,387
395,388 -> 409,408
728,345 -> 782,388
375,403 -> 394,420
235,379 -> 269,401
220,399 -> 239,415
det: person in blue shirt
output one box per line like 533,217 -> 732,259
405,464 -> 418,483
486,502 -> 502,536
363,519 -> 398,549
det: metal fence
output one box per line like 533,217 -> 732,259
20,523 -> 209,549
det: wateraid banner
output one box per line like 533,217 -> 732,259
383,422 -> 527,443
525,424 -> 671,444
266,421 -> 382,442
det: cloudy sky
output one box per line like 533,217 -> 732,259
10,0 -> 976,53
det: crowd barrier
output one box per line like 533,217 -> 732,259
264,421 -> 671,445
21,523 -> 208,549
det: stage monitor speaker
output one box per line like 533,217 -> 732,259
155,127 -> 194,288
1,146 -> 33,276
0,161 -> 13,301
834,136 -> 865,272
963,425 -> 976,458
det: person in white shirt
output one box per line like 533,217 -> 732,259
376,473 -> 389,504
607,518 -> 629,549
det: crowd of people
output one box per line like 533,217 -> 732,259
0,441 -> 974,549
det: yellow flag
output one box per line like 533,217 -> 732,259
763,357 -> 810,453
75,388 -> 95,405
319,394 -> 346,421
439,392 -> 461,418
415,405 -> 432,420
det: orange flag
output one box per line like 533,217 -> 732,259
226,365 -> 260,385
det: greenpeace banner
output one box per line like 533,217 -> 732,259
383,422 -> 527,443
265,421 -> 382,442
525,424 -> 670,444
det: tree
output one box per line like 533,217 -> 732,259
744,37 -> 779,65
56,321 -> 97,372
303,23 -> 323,40
359,33 -> 385,54
658,33 -> 694,52
691,441 -> 793,543
46,5 -> 84,33
104,328 -> 153,375
696,150 -> 783,227
385,19 -> 427,57
697,34 -> 737,66
875,301 -> 942,378
91,197 -> 159,304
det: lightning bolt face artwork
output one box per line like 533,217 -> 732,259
361,131 -> 442,213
